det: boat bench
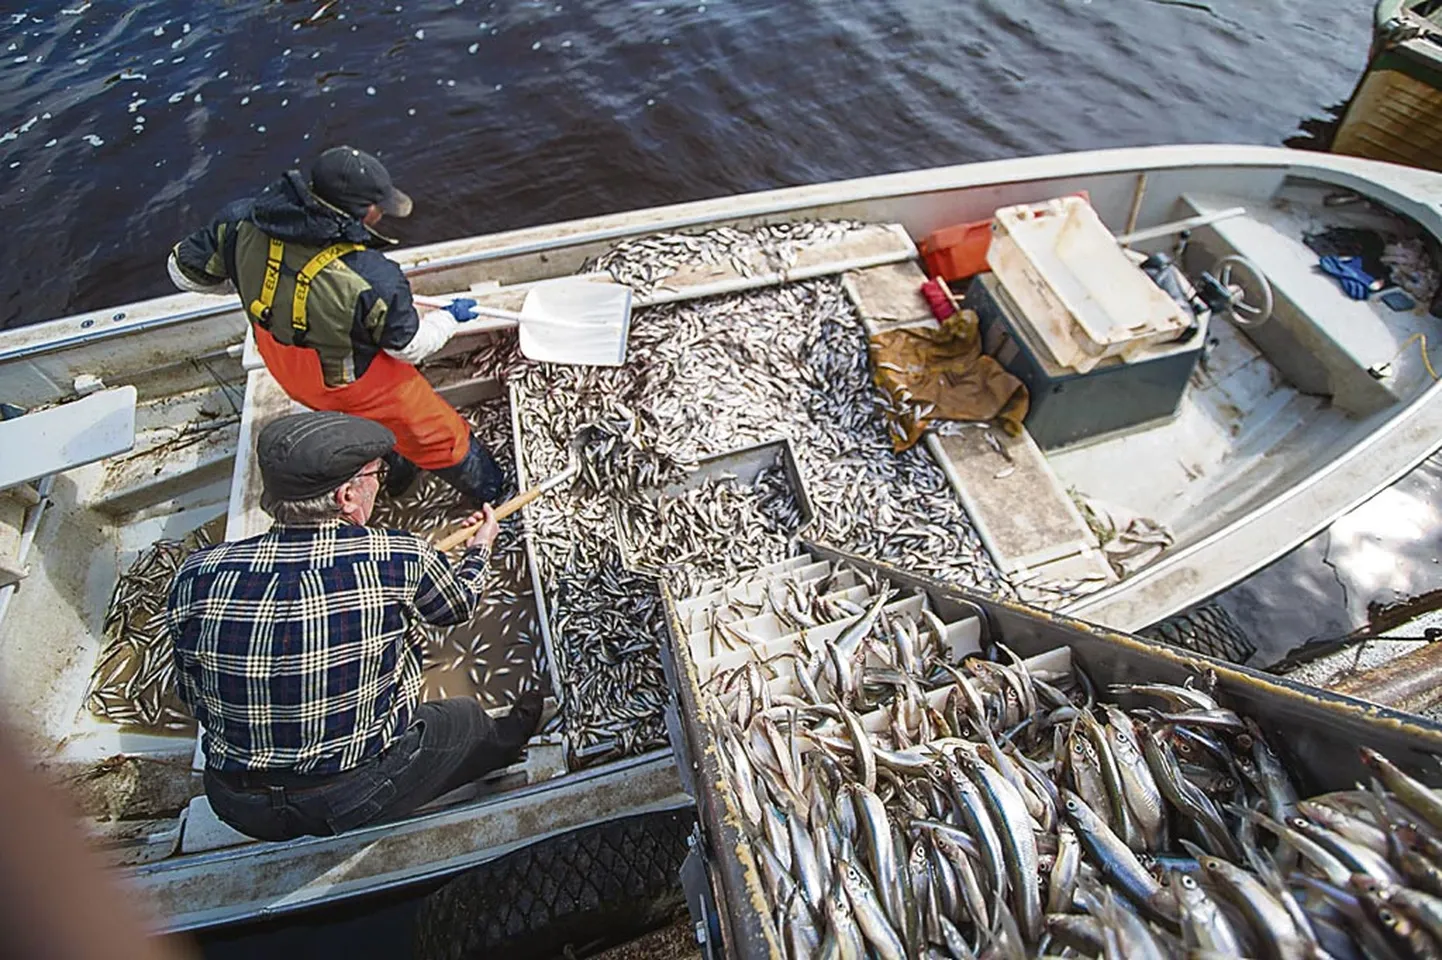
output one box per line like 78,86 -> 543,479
0,387 -> 137,586
178,737 -> 568,854
841,262 -> 1115,595
1179,193 -> 1404,417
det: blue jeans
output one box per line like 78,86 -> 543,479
204,697 -> 538,841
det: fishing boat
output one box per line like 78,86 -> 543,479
2,144 -> 1441,933
1333,0 -> 1442,171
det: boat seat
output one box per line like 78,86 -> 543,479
925,428 -> 1113,584
179,795 -> 253,855
839,260 -> 1112,587
0,387 -> 137,586
1178,194 -> 1404,417
0,386 -> 138,491
179,728 -> 567,854
843,260 -> 942,336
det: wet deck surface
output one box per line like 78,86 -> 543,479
369,398 -> 543,711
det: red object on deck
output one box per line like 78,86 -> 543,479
920,279 -> 955,321
919,219 -> 992,282
920,191 -> 1093,283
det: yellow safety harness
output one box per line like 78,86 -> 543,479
247,238 -> 365,342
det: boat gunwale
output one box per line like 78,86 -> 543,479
5,144 -> 1440,365
128,748 -> 682,933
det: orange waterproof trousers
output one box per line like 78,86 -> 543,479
252,325 -> 470,470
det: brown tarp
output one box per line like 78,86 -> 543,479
870,308 -> 1029,451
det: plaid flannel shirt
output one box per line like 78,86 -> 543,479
166,520 -> 489,774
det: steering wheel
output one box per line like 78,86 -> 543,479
1213,255 -> 1273,328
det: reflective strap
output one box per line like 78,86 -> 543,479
291,242 -> 365,337
247,237 -> 285,323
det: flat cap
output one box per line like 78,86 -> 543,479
258,411 -> 395,501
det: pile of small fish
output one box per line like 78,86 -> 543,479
88,534 -> 210,729
701,568 -> 1442,958
482,221 -> 1011,764
546,543 -> 672,760
618,461 -> 805,596
369,398 -> 542,710
573,401 -> 697,499
589,220 -> 870,297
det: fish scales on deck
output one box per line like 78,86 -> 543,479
497,221 -> 1006,765
88,527 -> 218,730
369,397 -> 543,710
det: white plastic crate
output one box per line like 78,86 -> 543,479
987,196 -> 1190,372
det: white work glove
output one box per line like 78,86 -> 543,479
167,251 -> 235,296
384,309 -> 458,365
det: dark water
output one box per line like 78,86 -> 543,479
1,0 -> 1370,330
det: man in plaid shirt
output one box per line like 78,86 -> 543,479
167,411 -> 543,841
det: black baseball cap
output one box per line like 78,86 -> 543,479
310,146 -> 413,219
258,411 -> 395,501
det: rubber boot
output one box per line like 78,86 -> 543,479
493,687 -> 547,750
431,434 -> 510,506
382,451 -> 420,499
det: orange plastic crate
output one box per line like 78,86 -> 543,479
920,219 -> 992,282
921,191 -> 1092,283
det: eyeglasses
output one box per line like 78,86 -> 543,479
353,462 -> 389,486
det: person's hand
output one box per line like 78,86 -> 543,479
444,297 -> 479,322
464,504 -> 499,551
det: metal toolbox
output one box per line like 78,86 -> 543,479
657,541 -> 1442,960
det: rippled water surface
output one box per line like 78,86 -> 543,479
1,0 -> 1369,329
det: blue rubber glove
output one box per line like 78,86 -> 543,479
444,297 -> 479,322
1318,255 -> 1375,300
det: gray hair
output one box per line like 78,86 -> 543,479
261,488 -> 344,525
